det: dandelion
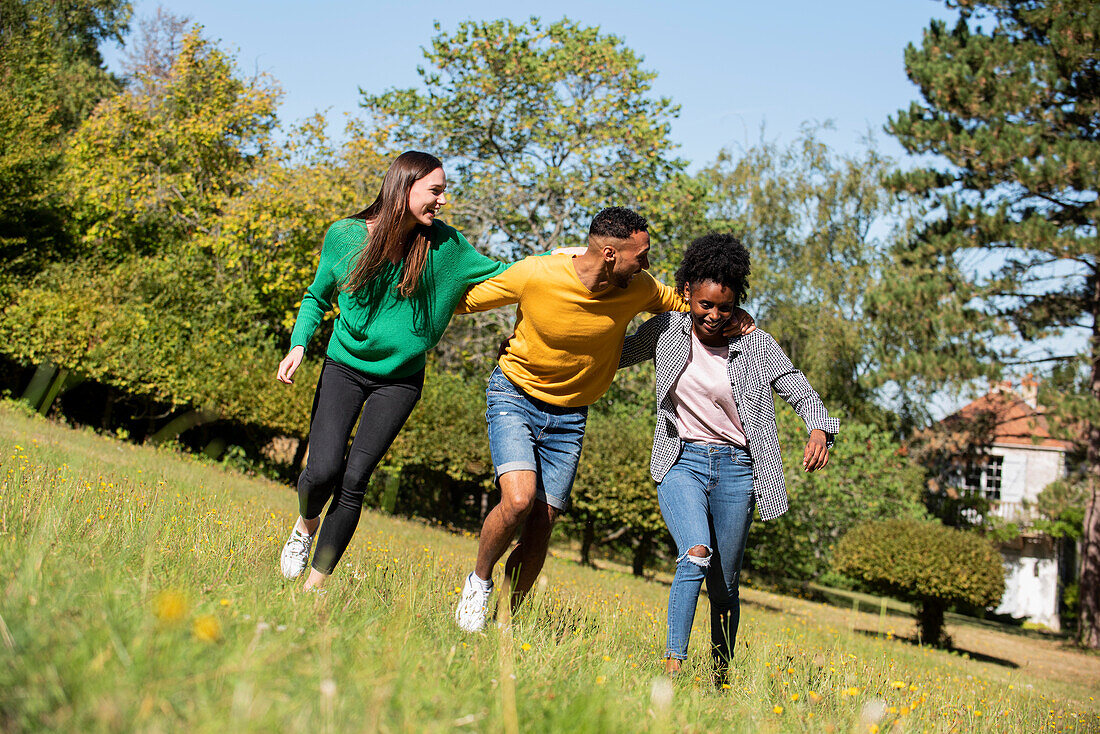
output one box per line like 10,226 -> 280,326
891,680 -> 906,689
650,677 -> 673,712
192,614 -> 221,642
595,676 -> 606,685
219,598 -> 231,607
152,590 -> 187,623
843,687 -> 861,697
861,699 -> 887,727
773,705 -> 784,714
521,643 -> 532,651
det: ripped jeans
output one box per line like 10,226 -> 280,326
658,441 -> 755,662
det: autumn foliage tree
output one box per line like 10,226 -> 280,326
63,26 -> 279,257
876,0 -> 1099,646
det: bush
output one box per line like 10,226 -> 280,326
0,254 -> 317,438
832,518 -> 1005,646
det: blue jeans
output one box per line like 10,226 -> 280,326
658,442 -> 755,663
485,367 -> 588,510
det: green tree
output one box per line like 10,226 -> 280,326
0,0 -> 130,274
832,518 -> 1006,647
879,0 -> 1099,646
360,17 -> 688,257
697,128 -> 905,426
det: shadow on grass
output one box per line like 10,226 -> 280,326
853,629 -> 1020,668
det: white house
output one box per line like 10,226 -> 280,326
943,378 -> 1074,631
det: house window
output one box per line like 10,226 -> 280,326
955,455 -> 1003,501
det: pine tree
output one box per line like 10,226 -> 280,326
880,0 -> 1099,645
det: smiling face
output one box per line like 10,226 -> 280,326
606,230 -> 651,288
683,279 -> 738,345
404,167 -> 447,228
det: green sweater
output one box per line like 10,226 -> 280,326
290,218 -> 509,378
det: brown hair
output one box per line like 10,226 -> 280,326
344,151 -> 442,298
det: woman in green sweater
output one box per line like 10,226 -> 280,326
276,151 -> 508,591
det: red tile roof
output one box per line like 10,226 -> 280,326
947,392 -> 1075,451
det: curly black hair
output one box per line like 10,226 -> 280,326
674,233 -> 751,304
589,206 -> 648,240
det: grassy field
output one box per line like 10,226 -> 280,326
2,401 -> 1098,733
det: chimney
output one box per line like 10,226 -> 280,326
1019,374 -> 1038,409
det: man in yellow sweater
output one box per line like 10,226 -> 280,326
452,207 -> 751,632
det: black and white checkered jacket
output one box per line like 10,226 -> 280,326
619,311 -> 839,521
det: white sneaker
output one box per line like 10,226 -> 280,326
455,573 -> 493,632
280,526 -> 314,579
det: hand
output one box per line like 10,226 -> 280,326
803,429 -> 830,472
550,246 -> 587,256
277,345 -> 305,384
721,307 -> 756,337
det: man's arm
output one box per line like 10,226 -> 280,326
454,257 -> 534,315
644,277 -> 688,313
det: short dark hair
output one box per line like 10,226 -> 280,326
674,233 -> 751,304
589,207 -> 648,240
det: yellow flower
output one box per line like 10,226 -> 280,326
773,705 -> 784,715
521,643 -> 532,651
790,693 -> 800,701
595,676 -> 606,685
843,686 -> 861,697
152,590 -> 187,623
192,614 -> 221,642
891,680 -> 906,689
219,598 -> 231,607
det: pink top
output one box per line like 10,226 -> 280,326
671,330 -> 747,447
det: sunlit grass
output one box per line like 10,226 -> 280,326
1,402 -> 1097,732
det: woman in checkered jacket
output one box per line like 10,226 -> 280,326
619,232 -> 839,681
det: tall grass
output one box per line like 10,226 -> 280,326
1,403 -> 1097,732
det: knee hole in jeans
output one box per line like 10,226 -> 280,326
677,544 -> 711,568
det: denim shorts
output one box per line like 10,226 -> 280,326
485,367 -> 588,511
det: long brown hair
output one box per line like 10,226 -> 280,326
345,151 -> 442,298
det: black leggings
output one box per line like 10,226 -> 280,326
298,358 -> 423,574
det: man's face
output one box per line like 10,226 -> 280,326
607,230 -> 651,288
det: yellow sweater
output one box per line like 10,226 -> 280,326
456,254 -> 686,407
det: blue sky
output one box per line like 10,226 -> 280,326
102,0 -> 954,169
